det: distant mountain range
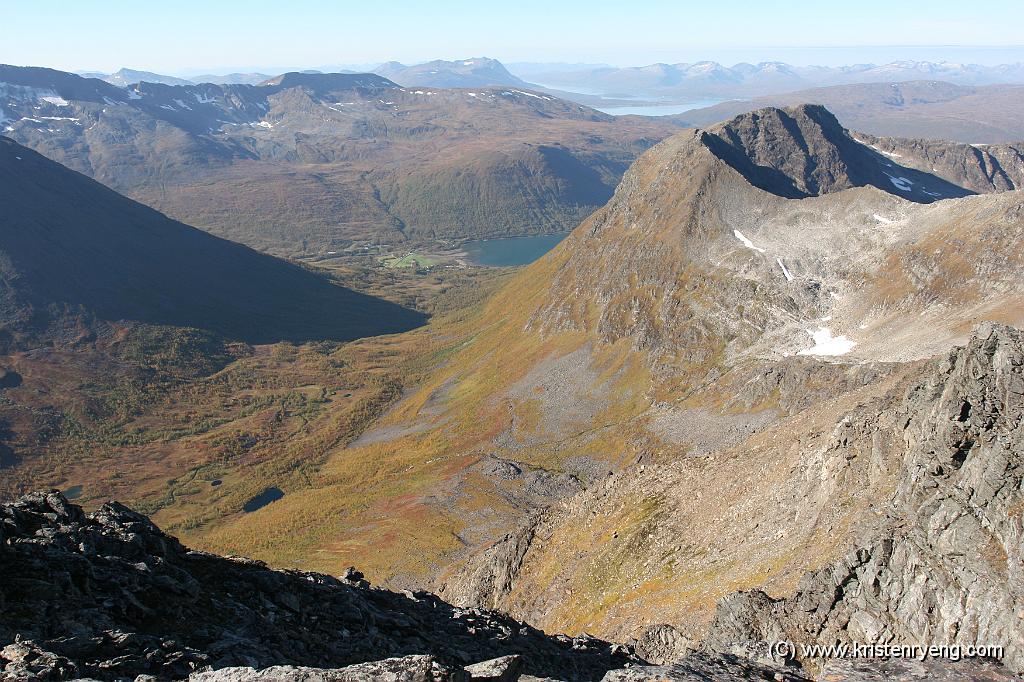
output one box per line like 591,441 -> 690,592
80,59 -> 535,91
78,58 -> 1024,102
673,80 -> 1024,144
79,68 -> 195,87
514,59 -> 1024,99
0,64 -> 675,255
188,72 -> 275,85
373,58 -> 532,89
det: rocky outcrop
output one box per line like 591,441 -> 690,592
598,651 -> 809,681
701,105 -> 970,201
702,323 -> 1024,672
0,492 -> 638,681
188,656 -> 458,681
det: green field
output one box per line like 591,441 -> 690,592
380,252 -> 441,269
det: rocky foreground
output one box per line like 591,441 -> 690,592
1,495 -> 1018,682
0,488 -> 827,681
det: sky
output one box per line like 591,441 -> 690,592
3,0 -> 1024,75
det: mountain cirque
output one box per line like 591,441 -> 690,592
0,65 -> 676,256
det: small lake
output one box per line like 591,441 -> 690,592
243,486 -> 284,513
595,100 -> 723,117
463,233 -> 569,267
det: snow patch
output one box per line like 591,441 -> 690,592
733,229 -> 766,253
40,95 -> 69,107
873,213 -> 893,224
127,88 -> 142,100
886,175 -> 913,192
173,98 -> 193,110
501,91 -> 552,101
193,92 -> 217,104
776,258 -> 793,281
797,328 -> 857,357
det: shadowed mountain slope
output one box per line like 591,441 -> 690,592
0,137 -> 425,347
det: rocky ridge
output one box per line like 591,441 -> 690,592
0,491 -> 634,681
0,491 -> 854,681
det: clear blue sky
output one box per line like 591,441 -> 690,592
4,0 -> 1023,74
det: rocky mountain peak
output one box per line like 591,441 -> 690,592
699,104 -> 970,201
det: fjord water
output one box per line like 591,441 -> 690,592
595,99 -> 723,116
463,233 -> 569,266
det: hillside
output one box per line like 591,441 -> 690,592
0,136 -> 425,347
672,81 -> 1024,143
0,64 -> 676,255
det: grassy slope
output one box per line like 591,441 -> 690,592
187,242 -> 657,580
0,261 -> 507,572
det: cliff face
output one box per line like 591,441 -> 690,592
443,324 -> 1024,675
703,322 -> 1024,671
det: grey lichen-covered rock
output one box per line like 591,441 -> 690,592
599,651 -> 809,681
628,625 -> 694,666
0,639 -> 79,681
463,654 -> 522,681
703,323 -> 1024,673
818,657 -> 1021,681
188,656 -> 459,681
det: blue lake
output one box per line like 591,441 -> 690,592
463,233 -> 569,267
243,486 -> 284,512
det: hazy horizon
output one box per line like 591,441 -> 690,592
3,0 -> 1023,75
